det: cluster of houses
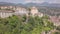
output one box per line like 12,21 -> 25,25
0,6 -> 44,18
50,16 -> 60,26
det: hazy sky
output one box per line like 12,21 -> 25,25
0,0 -> 60,4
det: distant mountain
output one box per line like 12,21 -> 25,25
16,3 -> 27,8
49,3 -> 60,7
0,2 -> 60,8
0,2 -> 27,8
25,2 -> 60,8
25,3 -> 40,7
0,2 -> 16,6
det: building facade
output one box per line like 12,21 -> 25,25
0,10 -> 14,18
15,7 -> 29,16
30,6 -> 43,17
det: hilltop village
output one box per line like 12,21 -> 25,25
0,6 -> 43,18
0,5 -> 60,26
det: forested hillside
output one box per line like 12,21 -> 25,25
0,15 -> 56,34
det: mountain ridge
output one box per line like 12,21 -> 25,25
0,2 -> 60,8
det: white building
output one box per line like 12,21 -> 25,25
0,6 -> 15,10
0,6 -> 29,18
0,10 -> 14,18
15,7 -> 29,16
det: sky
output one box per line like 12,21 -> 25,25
0,0 -> 60,4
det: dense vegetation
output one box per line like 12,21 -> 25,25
0,15 -> 55,34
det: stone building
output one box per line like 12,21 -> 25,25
30,6 -> 43,17
30,6 -> 38,16
0,10 -> 14,18
15,6 -> 29,16
0,6 -> 15,10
